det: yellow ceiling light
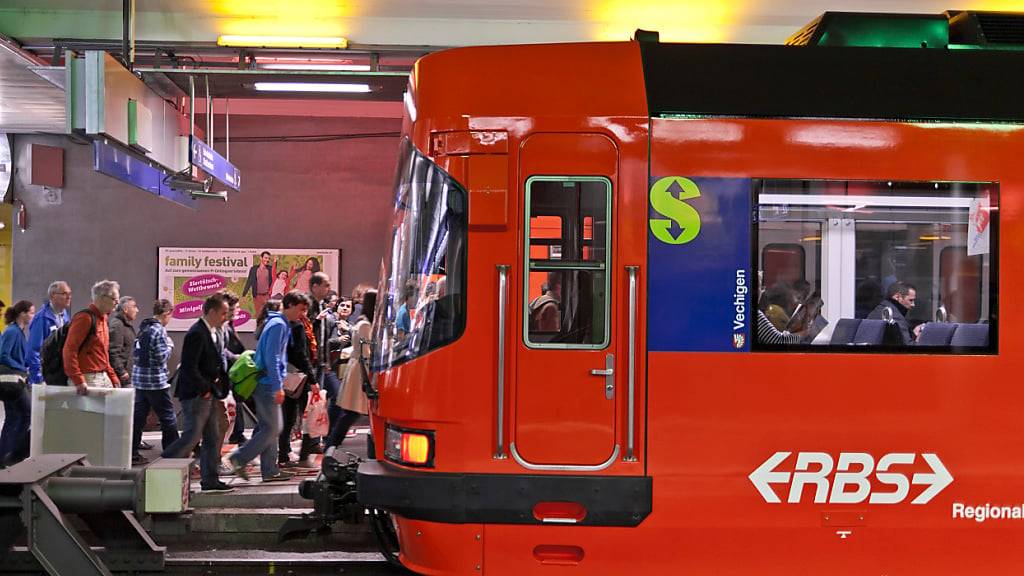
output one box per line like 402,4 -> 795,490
217,35 -> 349,49
965,0 -> 1024,10
211,0 -> 353,38
591,0 -> 745,43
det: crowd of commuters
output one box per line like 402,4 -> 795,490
0,276 -> 379,493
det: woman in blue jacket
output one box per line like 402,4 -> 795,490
0,300 -> 35,467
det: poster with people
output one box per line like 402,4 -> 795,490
158,247 -> 341,331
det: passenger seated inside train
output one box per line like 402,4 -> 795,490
756,282 -> 827,344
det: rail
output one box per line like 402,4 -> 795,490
495,264 -> 510,459
626,265 -> 639,462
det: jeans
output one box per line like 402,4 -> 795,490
230,386 -> 282,479
132,388 -> 179,457
279,387 -> 309,457
322,371 -> 343,435
161,396 -> 220,487
0,387 -> 30,465
325,409 -> 361,449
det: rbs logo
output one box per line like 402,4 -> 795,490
749,451 -> 954,505
649,176 -> 702,245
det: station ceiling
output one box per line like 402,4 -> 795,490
0,0 -> 1021,132
1,0 -> 1019,45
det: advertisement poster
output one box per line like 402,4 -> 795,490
158,247 -> 341,332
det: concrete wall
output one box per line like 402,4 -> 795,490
11,115 -> 400,352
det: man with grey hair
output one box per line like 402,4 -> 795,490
64,280 -> 121,393
107,296 -> 138,387
27,280 -> 71,384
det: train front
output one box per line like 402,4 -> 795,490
354,41 -> 650,575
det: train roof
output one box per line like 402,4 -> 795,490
412,39 -> 1024,124
641,41 -> 1024,123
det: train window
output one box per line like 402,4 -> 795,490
755,179 -> 997,353
370,139 -> 468,370
524,177 -> 611,348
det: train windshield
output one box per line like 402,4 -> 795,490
370,139 -> 467,370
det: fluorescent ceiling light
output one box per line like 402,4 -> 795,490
253,82 -> 371,93
217,35 -> 349,49
262,63 -> 371,71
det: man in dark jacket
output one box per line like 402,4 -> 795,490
160,292 -> 233,492
868,281 -> 917,344
108,296 -> 138,386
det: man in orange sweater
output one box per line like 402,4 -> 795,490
63,279 -> 122,394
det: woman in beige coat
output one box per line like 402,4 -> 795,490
326,290 -> 376,449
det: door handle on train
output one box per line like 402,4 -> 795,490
589,354 -> 615,400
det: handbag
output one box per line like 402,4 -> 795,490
283,372 -> 307,399
0,364 -> 28,402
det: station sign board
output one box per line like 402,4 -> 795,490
189,135 -> 241,192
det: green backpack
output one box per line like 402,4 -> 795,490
229,350 -> 263,400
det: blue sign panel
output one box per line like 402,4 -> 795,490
189,136 -> 241,192
93,140 -> 197,210
647,177 -> 752,352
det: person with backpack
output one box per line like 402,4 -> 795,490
26,281 -> 71,385
130,299 -> 178,465
63,280 -> 122,393
0,300 -> 35,467
228,290 -> 310,483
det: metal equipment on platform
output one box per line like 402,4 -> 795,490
279,449 -> 401,567
0,454 -> 189,575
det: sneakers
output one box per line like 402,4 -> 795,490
217,464 -> 233,476
262,470 -> 295,482
200,481 -> 235,493
131,454 -> 150,465
227,455 -> 250,481
137,441 -> 154,450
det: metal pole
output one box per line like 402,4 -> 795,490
205,75 -> 212,144
225,98 -> 230,161
129,0 -> 135,69
122,0 -> 130,69
188,75 -> 195,139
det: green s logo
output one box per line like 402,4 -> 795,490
649,176 -> 702,245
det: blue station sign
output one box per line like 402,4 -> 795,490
189,136 -> 241,191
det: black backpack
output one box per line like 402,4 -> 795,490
41,310 -> 97,386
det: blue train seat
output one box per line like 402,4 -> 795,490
951,323 -> 990,347
830,318 -> 861,345
853,319 -> 887,345
916,322 -> 957,346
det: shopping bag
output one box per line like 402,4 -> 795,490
303,390 -> 329,438
222,393 -> 237,433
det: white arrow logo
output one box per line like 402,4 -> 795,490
750,451 -> 953,505
748,451 -> 791,503
911,453 -> 954,504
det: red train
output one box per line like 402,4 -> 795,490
356,10 -> 1023,575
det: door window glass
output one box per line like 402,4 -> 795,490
525,178 -> 611,348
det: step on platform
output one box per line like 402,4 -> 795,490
137,428 -> 377,553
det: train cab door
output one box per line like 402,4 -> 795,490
512,133 -> 620,468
